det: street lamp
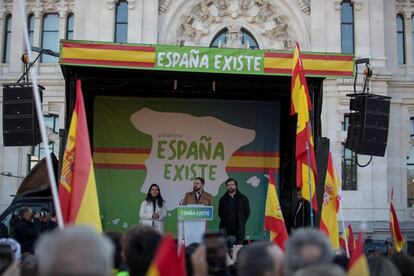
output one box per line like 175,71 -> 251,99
0,172 -> 24,179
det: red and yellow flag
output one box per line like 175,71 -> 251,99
339,224 -> 356,257
58,80 -> 102,232
347,231 -> 369,276
320,152 -> 340,250
264,170 -> 288,250
390,189 -> 404,252
146,235 -> 187,276
291,43 -> 318,212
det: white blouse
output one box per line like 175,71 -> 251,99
138,200 -> 167,233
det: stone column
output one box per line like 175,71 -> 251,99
141,0 -> 158,44
128,0 -> 143,43
403,10 -> 413,73
58,10 -> 68,40
9,0 -> 25,74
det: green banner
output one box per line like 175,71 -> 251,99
93,97 -> 280,240
177,206 -> 214,221
156,45 -> 264,75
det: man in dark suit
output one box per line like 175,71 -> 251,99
218,178 -> 250,244
292,189 -> 312,229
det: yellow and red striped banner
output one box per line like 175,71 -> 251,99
60,40 -> 354,78
93,148 -> 279,173
264,170 -> 288,250
291,43 -> 318,212
58,80 -> 102,232
320,152 -> 340,250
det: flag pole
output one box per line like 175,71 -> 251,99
305,137 -> 314,227
339,205 -> 350,257
18,0 -> 64,229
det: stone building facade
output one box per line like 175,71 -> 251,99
0,0 -> 413,248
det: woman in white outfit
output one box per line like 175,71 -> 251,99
139,183 -> 167,233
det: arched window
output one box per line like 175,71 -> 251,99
341,0 -> 354,54
2,14 -> 12,63
115,0 -> 128,43
28,14 -> 35,45
397,14 -> 405,64
66,13 -> 74,39
210,28 -> 259,49
41,13 -> 59,63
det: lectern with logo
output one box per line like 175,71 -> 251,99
177,205 -> 214,245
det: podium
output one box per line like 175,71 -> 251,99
177,205 -> 214,246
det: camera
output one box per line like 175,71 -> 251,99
203,230 -> 227,274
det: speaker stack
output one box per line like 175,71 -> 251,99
2,85 -> 43,147
345,93 -> 391,157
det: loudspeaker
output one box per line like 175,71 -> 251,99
345,94 -> 391,157
3,86 -> 42,146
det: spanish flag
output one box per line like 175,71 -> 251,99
347,231 -> 369,276
291,43 -> 318,212
264,170 -> 288,250
390,188 -> 405,252
146,235 -> 187,276
320,152 -> 340,250
58,80 -> 102,232
339,224 -> 356,257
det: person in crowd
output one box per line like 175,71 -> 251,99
367,255 -> 402,276
35,225 -> 114,276
11,207 -> 41,253
218,178 -> 250,244
284,228 -> 334,275
122,224 -> 162,276
105,231 -> 127,275
332,254 -> 349,272
292,264 -> 346,276
292,189 -> 312,229
20,253 -> 38,276
0,223 -> 8,238
390,252 -> 414,276
39,209 -> 57,233
236,241 -> 284,276
139,183 -> 167,233
186,242 -> 201,276
181,177 -> 213,205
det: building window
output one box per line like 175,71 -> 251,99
115,1 -> 128,43
29,115 -> 59,170
341,1 -> 354,54
28,14 -> 35,46
210,28 -> 259,49
41,13 -> 59,63
2,14 -> 12,63
397,14 -> 405,64
342,115 -> 357,190
66,13 -> 74,40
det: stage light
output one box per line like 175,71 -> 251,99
30,46 -> 59,57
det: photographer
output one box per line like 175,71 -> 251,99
11,207 -> 41,253
38,209 -> 57,233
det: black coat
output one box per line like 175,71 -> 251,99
11,218 -> 41,253
218,190 -> 250,243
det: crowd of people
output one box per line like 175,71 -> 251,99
0,177 -> 413,275
0,224 -> 413,276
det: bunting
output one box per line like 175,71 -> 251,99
58,80 -> 102,231
347,231 -> 369,276
290,43 -> 318,212
320,152 -> 340,250
264,170 -> 289,250
146,235 -> 187,276
390,188 -> 405,252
